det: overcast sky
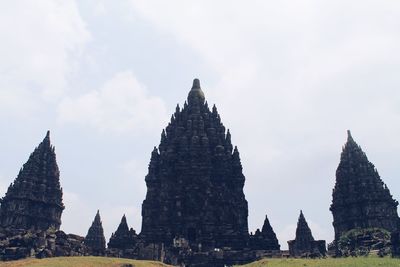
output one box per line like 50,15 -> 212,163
1,1 -> 400,249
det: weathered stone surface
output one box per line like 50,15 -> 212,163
249,215 -> 280,251
330,131 -> 399,243
84,210 -> 106,255
288,211 -> 326,257
140,79 -> 249,251
0,131 -> 64,231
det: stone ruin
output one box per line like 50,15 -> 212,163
330,131 -> 400,256
107,214 -> 139,258
0,131 -> 64,231
0,132 -> 88,260
84,210 -> 106,256
287,211 -> 326,257
249,215 -> 280,251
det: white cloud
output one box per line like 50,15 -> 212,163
0,0 -> 90,115
57,71 -> 169,135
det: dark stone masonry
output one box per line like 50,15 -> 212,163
84,210 -> 106,256
330,131 -> 399,255
288,211 -> 326,257
0,131 -> 64,231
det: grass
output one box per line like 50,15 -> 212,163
2,256 -> 400,267
237,257 -> 400,267
0,256 -> 172,267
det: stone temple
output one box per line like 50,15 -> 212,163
249,215 -> 280,251
141,79 -> 249,251
330,130 -> 399,241
84,210 -> 106,256
0,131 -> 64,231
107,214 -> 139,258
288,211 -> 326,257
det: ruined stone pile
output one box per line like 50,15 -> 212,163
0,228 -> 87,261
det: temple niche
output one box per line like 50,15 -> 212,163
288,211 -> 326,257
330,131 -> 399,239
0,131 -> 64,231
140,79 -> 249,251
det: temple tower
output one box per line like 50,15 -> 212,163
330,131 -> 399,240
140,79 -> 249,250
84,210 -> 106,255
288,211 -> 326,257
108,214 -> 138,250
0,131 -> 64,230
249,215 -> 280,250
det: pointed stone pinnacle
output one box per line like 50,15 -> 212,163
347,130 -> 353,142
192,78 -> 201,89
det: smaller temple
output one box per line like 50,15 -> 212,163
249,215 -> 280,251
107,215 -> 139,258
84,210 -> 106,256
0,131 -> 64,231
288,211 -> 326,257
330,131 -> 399,241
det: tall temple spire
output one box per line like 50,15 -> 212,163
141,78 -> 249,250
84,210 -> 106,255
0,131 -> 64,230
331,131 -> 399,241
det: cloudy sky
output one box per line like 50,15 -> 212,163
1,1 -> 400,249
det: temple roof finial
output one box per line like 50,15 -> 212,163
192,78 -> 201,89
188,78 -> 205,104
347,130 -> 353,140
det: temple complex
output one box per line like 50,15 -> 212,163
330,131 -> 399,241
84,210 -> 106,255
140,79 -> 249,251
288,211 -> 326,257
0,131 -> 64,231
